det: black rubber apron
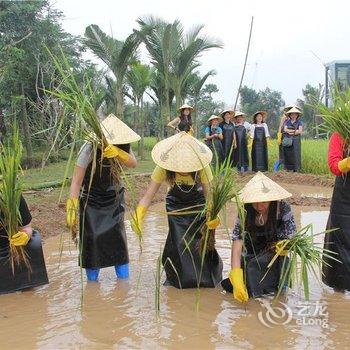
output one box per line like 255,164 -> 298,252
0,230 -> 49,294
283,124 -> 301,171
220,122 -> 235,165
233,125 -> 249,168
251,126 -> 268,172
79,150 -> 129,269
162,181 -> 223,288
322,174 -> 350,290
221,223 -> 287,298
206,127 -> 224,165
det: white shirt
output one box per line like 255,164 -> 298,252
234,121 -> 251,131
249,123 -> 270,139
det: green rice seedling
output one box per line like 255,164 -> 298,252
264,224 -> 339,300
0,124 -> 29,270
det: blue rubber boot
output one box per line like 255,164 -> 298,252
85,268 -> 100,281
115,263 -> 129,279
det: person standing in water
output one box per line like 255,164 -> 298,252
283,107 -> 303,172
219,109 -> 236,166
322,132 -> 350,291
249,111 -> 270,172
205,115 -> 224,165
131,132 -> 223,288
66,114 -> 140,282
221,172 -> 296,301
167,104 -> 194,135
233,111 -> 250,172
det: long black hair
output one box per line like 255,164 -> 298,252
179,110 -> 192,126
165,170 -> 196,185
244,201 -> 279,241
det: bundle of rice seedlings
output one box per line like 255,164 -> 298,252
0,125 -> 29,270
265,224 -> 339,300
46,49 -> 143,245
317,86 -> 350,144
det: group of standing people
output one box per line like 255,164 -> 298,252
169,103 -> 303,173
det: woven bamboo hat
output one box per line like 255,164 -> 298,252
207,115 -> 223,124
220,109 -> 235,118
100,114 -> 141,145
283,104 -> 301,113
178,103 -> 194,112
253,111 -> 267,122
239,172 -> 292,203
151,132 -> 213,172
285,106 -> 302,116
234,111 -> 246,118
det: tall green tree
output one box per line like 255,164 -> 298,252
126,62 -> 152,159
84,24 -> 142,119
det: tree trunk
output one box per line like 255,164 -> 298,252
21,84 -> 34,168
116,85 -> 124,119
139,99 -> 145,160
0,107 -> 7,141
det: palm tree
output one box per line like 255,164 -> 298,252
171,24 -> 222,109
84,24 -> 142,119
126,61 -> 152,159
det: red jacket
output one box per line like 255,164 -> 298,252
328,133 -> 345,176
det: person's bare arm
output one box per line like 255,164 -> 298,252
139,180 -> 162,209
168,117 -> 180,130
294,125 -> 303,135
278,116 -> 287,133
218,132 -> 223,140
70,166 -> 86,198
205,132 -> 213,140
19,224 -> 33,238
231,239 -> 243,269
201,183 -> 209,198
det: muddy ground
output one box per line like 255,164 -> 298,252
26,171 -> 334,239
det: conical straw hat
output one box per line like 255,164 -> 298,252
239,172 -> 292,203
178,103 -> 194,112
283,104 -> 301,113
207,115 -> 223,123
220,109 -> 235,118
151,132 -> 213,172
285,106 -> 302,116
234,111 -> 246,118
100,114 -> 141,145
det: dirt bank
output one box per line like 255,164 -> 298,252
26,172 -> 334,239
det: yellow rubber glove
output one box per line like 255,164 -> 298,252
131,205 -> 147,235
10,231 -> 30,246
277,132 -> 282,145
206,217 -> 220,229
275,240 -> 289,256
248,137 -> 253,150
229,268 -> 249,303
66,198 -> 79,228
103,145 -> 130,163
338,157 -> 350,173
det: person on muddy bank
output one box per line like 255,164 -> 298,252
221,172 -> 296,302
283,107 -> 303,172
167,103 -> 194,135
0,195 -> 48,294
322,132 -> 350,291
249,111 -> 270,172
205,115 -> 225,165
219,109 -> 236,166
233,111 -> 250,172
132,132 -> 223,288
66,114 -> 140,282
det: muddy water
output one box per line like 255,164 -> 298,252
1,201 -> 350,349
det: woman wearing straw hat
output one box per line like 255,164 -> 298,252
66,114 -> 140,282
249,111 -> 270,172
233,111 -> 250,172
282,107 -> 303,172
205,115 -> 224,165
322,133 -> 350,291
132,132 -> 223,288
219,109 -> 237,165
274,105 -> 301,172
221,172 -> 296,301
167,103 -> 194,135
